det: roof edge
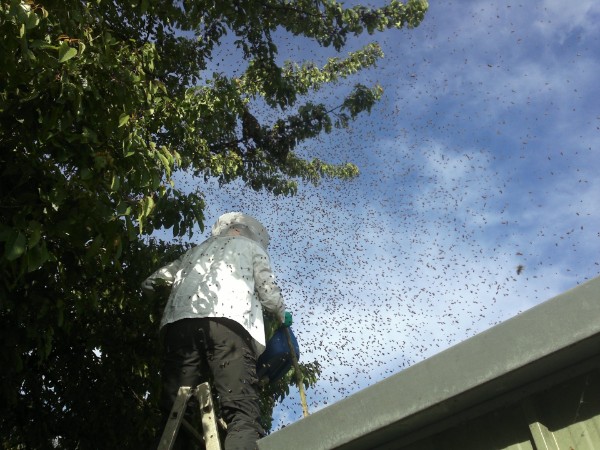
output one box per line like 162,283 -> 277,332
257,275 -> 600,450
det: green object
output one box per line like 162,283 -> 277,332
283,311 -> 293,327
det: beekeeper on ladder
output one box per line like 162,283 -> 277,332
142,212 -> 291,450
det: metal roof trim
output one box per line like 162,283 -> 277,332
257,275 -> 600,450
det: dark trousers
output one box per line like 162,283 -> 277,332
160,318 -> 263,450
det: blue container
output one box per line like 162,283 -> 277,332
257,327 -> 300,384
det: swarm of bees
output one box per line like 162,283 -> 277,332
174,0 -> 598,430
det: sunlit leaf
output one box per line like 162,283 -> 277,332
58,42 -> 77,63
118,113 -> 130,127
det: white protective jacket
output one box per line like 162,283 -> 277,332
143,213 -> 285,353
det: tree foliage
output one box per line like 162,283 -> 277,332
0,0 -> 427,447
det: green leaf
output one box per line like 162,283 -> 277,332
57,299 -> 65,327
142,196 -> 155,217
80,168 -> 93,180
86,235 -> 104,260
137,196 -> 156,234
58,42 -> 78,63
25,11 -> 40,29
0,225 -> 12,242
116,201 -> 132,216
4,231 -> 27,261
27,221 -> 42,248
110,174 -> 121,192
27,243 -> 49,272
156,148 -> 172,175
118,113 -> 130,127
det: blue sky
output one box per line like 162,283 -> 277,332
171,0 -> 600,428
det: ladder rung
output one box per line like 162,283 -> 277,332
181,418 -> 204,444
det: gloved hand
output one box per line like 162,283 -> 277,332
141,278 -> 171,300
283,311 -> 293,327
141,279 -> 156,299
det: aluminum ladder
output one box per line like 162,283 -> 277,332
157,382 -> 222,450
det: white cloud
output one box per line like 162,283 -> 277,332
534,0 -> 600,42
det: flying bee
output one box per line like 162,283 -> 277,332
516,265 -> 524,275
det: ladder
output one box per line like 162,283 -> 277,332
157,382 -> 222,450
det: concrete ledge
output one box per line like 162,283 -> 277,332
257,276 -> 600,450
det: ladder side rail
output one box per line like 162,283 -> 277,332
196,382 -> 222,450
157,387 -> 193,450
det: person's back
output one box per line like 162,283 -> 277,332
143,212 -> 286,449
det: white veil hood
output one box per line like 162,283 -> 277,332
211,212 -> 270,250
